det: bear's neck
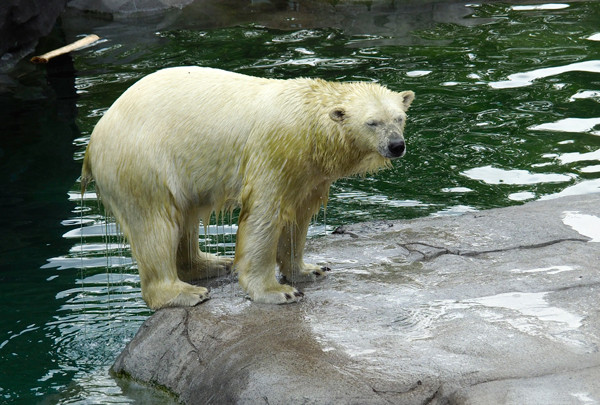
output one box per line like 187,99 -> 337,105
309,123 -> 390,180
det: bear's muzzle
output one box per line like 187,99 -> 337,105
387,138 -> 406,158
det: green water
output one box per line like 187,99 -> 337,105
1,1 -> 599,402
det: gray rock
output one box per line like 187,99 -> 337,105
112,193 -> 600,404
0,0 -> 67,71
67,0 -> 194,15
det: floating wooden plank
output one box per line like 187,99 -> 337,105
31,34 -> 100,64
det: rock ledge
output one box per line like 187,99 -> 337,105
113,194 -> 600,404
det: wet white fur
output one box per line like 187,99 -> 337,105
81,67 -> 414,308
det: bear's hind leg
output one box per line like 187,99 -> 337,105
127,213 -> 210,309
176,209 -> 233,282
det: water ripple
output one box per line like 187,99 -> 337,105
530,118 -> 600,135
489,60 -> 600,89
462,165 -> 573,185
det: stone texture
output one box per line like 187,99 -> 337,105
66,0 -> 194,15
0,0 -> 67,71
113,193 -> 600,404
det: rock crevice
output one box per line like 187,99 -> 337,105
400,237 -> 589,262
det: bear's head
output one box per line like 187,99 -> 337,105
329,84 -> 415,161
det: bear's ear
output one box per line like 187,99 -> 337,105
399,90 -> 415,110
329,108 -> 346,122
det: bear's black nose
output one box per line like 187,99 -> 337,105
388,139 -> 406,158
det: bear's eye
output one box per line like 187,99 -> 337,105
366,120 -> 380,128
394,116 -> 404,124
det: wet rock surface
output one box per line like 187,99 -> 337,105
112,194 -> 600,404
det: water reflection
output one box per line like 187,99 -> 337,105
489,60 -> 600,89
530,117 -> 600,135
562,211 -> 600,242
466,291 -> 582,330
556,149 -> 600,165
510,4 -> 570,11
569,90 -> 600,102
507,191 -> 536,201
540,179 -> 600,200
580,165 -> 600,173
406,70 -> 432,77
462,165 -> 573,185
511,265 -> 575,275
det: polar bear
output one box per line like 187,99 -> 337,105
81,67 -> 414,309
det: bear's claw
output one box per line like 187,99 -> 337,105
313,266 -> 331,276
162,285 -> 210,308
283,264 -> 331,283
282,290 -> 305,303
249,285 -> 304,304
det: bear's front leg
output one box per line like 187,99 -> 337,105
277,183 -> 331,282
234,206 -> 304,304
277,219 -> 330,283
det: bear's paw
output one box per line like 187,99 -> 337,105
282,264 -> 331,283
251,284 -> 305,305
178,254 -> 233,282
165,284 -> 210,308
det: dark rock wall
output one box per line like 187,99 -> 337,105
67,0 -> 194,15
0,0 -> 68,71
